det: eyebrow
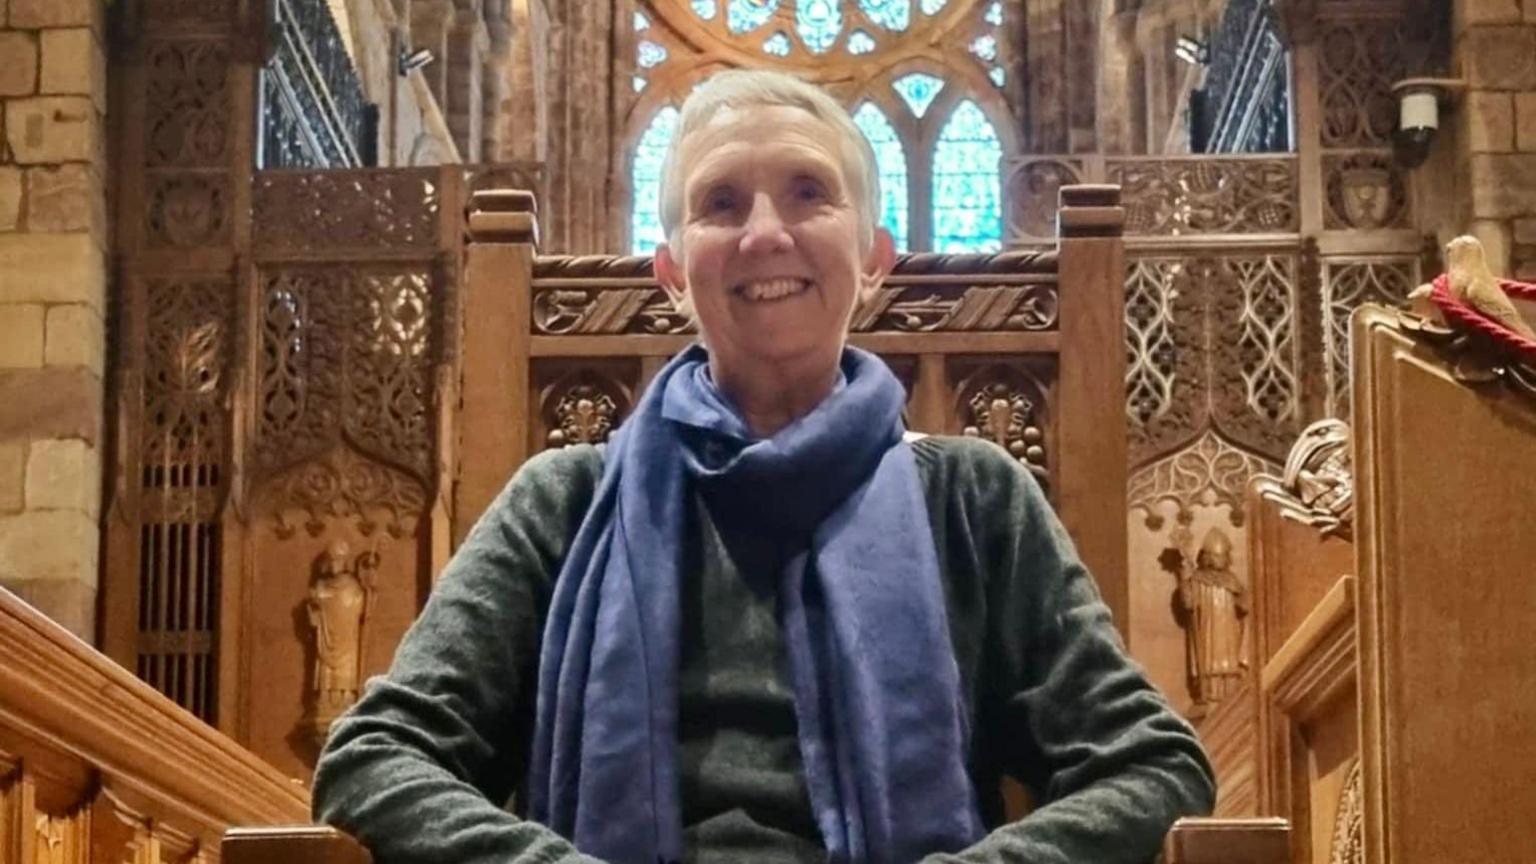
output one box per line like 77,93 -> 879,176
685,150 -> 846,207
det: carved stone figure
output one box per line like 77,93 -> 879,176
1258,418 -> 1355,539
1172,526 -> 1249,712
303,540 -> 378,744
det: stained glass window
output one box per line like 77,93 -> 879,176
893,73 -> 944,117
984,0 -> 1001,25
692,0 -> 718,19
969,34 -> 996,61
763,31 -> 792,55
847,30 -> 876,53
634,75 -> 647,92
919,0 -> 946,12
631,107 -> 679,255
796,0 -> 842,53
932,100 -> 1001,252
635,11 -> 650,30
852,103 -> 909,251
729,0 -> 778,32
989,67 -> 1004,87
638,41 -> 668,69
860,0 -> 910,31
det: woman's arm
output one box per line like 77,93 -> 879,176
311,446 -> 605,864
930,442 -> 1216,864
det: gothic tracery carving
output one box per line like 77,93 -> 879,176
146,41 -> 231,167
1129,430 -> 1276,529
1106,158 -> 1298,236
1325,259 -> 1416,416
1318,20 -> 1406,149
269,446 -> 427,539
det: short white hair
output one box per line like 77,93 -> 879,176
657,69 -> 881,254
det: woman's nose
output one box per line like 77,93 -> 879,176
739,192 -> 793,255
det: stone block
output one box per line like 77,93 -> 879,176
0,233 -> 106,310
0,509 -> 98,589
0,303 -> 45,368
24,436 -> 98,516
0,166 -> 21,231
26,163 -> 103,235
1519,92 -> 1536,151
1467,91 -> 1515,152
40,28 -> 105,109
0,442 -> 23,512
0,367 -> 103,446
1460,0 -> 1524,23
1515,217 -> 1536,244
0,31 -> 38,96
1469,154 -> 1536,219
1471,220 -> 1514,276
4,96 -> 100,165
1462,26 -> 1536,90
9,0 -> 99,30
43,303 -> 102,373
0,575 -> 96,641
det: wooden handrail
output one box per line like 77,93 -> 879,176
0,586 -> 309,857
1163,817 -> 1291,864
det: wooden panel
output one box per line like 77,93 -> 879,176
1248,477 -> 1354,670
1352,306 -> 1536,864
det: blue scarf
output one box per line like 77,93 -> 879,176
528,345 -> 983,864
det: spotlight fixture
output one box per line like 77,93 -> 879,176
1174,35 -> 1208,66
398,46 -> 435,77
1389,77 -> 1466,168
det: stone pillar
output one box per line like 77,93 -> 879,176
446,0 -> 488,162
1455,0 -> 1536,279
0,0 -> 110,641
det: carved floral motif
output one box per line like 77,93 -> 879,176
956,367 -> 1050,485
853,284 -> 1059,332
147,175 -> 230,247
1106,158 -> 1297,236
1329,760 -> 1364,864
253,171 -> 442,251
533,288 -> 693,335
541,370 -> 634,448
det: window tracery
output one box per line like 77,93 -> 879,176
626,0 -> 1018,254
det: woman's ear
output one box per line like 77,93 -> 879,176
655,243 -> 694,317
858,227 -> 897,304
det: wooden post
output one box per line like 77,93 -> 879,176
453,190 -> 539,546
1054,184 -> 1130,640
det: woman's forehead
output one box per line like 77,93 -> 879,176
679,106 -> 849,185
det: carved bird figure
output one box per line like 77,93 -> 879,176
1446,235 -> 1536,340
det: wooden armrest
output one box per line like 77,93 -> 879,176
1162,817 -> 1290,864
223,826 -> 371,864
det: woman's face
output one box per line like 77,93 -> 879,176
655,105 -> 893,380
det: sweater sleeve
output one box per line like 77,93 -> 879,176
311,445 -> 606,864
926,440 -> 1216,864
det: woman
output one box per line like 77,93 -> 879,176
313,69 -> 1214,864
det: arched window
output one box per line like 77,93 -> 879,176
932,100 -> 1002,252
626,0 -> 1016,254
631,106 -> 679,254
851,102 -> 909,252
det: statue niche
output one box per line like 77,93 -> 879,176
301,540 -> 379,748
1166,526 -> 1250,715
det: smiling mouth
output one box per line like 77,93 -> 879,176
734,278 -> 812,302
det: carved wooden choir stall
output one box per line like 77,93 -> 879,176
1238,295 -> 1536,864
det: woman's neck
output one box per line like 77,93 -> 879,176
709,349 -> 842,438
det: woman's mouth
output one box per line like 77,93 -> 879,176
734,278 -> 812,302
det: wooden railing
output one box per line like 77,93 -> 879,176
0,587 -> 309,864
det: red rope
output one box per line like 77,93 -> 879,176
1428,273 -> 1536,363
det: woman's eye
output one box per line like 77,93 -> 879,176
705,191 -> 736,212
793,179 -> 827,201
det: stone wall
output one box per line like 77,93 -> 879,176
1457,0 -> 1536,279
0,0 -> 109,641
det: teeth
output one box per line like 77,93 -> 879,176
739,279 -> 809,301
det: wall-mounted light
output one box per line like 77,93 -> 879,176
1390,77 -> 1466,168
398,46 -> 435,77
1174,36 -> 1208,66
